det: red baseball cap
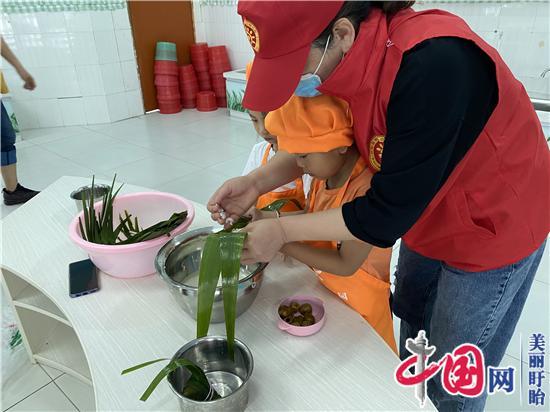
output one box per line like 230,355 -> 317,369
238,0 -> 344,112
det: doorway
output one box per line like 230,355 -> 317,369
128,1 -> 195,111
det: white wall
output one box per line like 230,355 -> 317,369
416,1 -> 549,99
192,1 -> 549,100
1,5 -> 144,130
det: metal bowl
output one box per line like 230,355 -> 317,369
168,336 -> 253,411
70,184 -> 110,211
155,227 -> 266,323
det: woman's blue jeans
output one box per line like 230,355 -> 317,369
394,239 -> 547,411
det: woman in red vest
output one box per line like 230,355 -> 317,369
208,2 -> 549,409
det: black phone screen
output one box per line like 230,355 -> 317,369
69,259 -> 99,298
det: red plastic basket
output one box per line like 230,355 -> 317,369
156,86 -> 181,99
191,44 -> 209,73
181,84 -> 199,100
217,96 -> 227,108
190,43 -> 208,53
198,72 -> 212,91
154,60 -> 178,75
196,91 -> 217,112
158,98 -> 182,114
179,64 -> 197,80
181,98 -> 196,109
208,45 -> 228,57
154,74 -> 179,86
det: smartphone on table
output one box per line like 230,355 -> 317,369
69,259 -> 99,298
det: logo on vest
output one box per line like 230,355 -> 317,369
369,135 -> 385,172
243,19 -> 260,52
337,292 -> 348,301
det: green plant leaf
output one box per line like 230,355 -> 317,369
81,190 -> 90,240
122,357 -> 216,402
139,358 -> 212,402
219,232 -> 246,359
78,217 -> 86,242
121,358 -> 168,375
196,234 -> 221,338
218,215 -> 252,233
260,198 -> 301,212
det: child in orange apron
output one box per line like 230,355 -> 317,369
242,62 -> 308,212
262,94 -> 397,352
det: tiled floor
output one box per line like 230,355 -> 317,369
1,109 -> 549,410
2,362 -> 94,411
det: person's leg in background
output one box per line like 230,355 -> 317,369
393,241 -> 442,359
427,240 -> 547,412
1,101 -> 39,205
1,102 -> 18,191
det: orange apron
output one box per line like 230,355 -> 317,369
256,145 -> 306,212
308,159 -> 397,352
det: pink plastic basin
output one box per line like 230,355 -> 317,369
277,295 -> 326,337
69,192 -> 195,278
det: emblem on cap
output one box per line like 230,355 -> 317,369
244,18 -> 260,52
369,135 -> 385,172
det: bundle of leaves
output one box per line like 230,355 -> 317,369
197,199 -> 296,358
78,176 -> 187,245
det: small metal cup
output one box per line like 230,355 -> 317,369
168,336 -> 253,411
70,184 -> 111,212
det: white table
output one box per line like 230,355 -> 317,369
1,176 -> 432,410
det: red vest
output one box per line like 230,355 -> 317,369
319,8 -> 550,271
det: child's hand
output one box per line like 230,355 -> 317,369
244,206 -> 263,222
208,175 -> 260,226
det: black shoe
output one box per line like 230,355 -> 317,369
3,184 -> 40,205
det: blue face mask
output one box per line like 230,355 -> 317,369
294,35 -> 331,98
294,73 -> 322,97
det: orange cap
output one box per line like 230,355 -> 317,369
265,95 -> 354,153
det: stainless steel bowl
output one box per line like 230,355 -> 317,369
155,227 -> 266,323
168,336 -> 253,411
70,184 -> 111,211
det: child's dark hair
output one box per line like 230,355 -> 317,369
313,1 -> 415,48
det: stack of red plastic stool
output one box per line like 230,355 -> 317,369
154,41 -> 181,114
190,43 -> 211,92
208,46 -> 231,107
179,65 -> 199,109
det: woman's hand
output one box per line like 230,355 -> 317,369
241,219 -> 287,264
207,175 -> 260,225
17,68 -> 36,90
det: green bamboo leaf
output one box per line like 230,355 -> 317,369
138,358 -> 211,402
260,198 -> 300,212
120,211 -> 187,244
99,175 -> 112,229
122,358 -> 214,402
121,358 -> 168,375
89,176 -> 96,240
219,232 -> 246,359
219,215 -> 252,233
82,191 -> 90,240
78,217 -> 87,242
196,235 -> 221,338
